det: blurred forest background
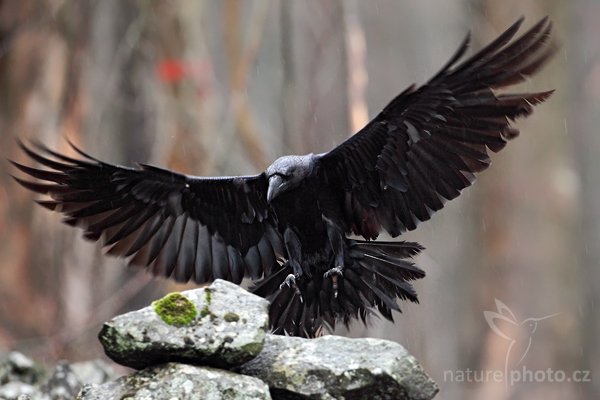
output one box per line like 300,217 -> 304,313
0,0 -> 598,399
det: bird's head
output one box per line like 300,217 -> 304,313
520,314 -> 559,335
266,154 -> 316,203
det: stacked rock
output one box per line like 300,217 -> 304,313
78,279 -> 438,400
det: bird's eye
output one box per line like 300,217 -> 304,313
273,172 -> 291,179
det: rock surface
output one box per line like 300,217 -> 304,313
0,351 -> 46,387
77,363 -> 272,400
0,381 -> 42,400
40,362 -> 81,400
239,334 -> 439,400
0,352 -> 116,400
1,282 -> 439,399
99,279 -> 270,369
70,360 -> 117,386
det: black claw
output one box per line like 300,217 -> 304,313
324,266 -> 344,298
280,273 -> 302,299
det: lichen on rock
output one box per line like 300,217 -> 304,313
98,280 -> 269,370
153,292 -> 198,326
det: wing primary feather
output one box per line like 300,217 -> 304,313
257,236 -> 277,277
193,224 -> 213,283
125,213 -> 165,257
154,215 -> 187,279
17,140 -> 79,171
174,216 -> 197,283
66,138 -> 108,164
211,236 -> 230,281
227,246 -> 245,284
244,246 -> 263,280
449,16 -> 525,78
104,206 -> 158,245
30,140 -> 99,168
9,161 -> 70,183
146,216 -> 176,265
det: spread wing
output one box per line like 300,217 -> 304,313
317,17 -> 555,239
11,141 -> 284,284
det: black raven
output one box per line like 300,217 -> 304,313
11,18 -> 555,338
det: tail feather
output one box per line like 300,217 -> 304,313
358,260 -> 419,302
250,270 -> 283,298
359,275 -> 402,312
250,240 -> 425,338
354,240 -> 425,257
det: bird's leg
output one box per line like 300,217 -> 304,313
280,228 -> 303,299
280,260 -> 302,289
322,215 -> 345,298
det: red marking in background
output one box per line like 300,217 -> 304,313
158,60 -> 187,82
156,59 -> 212,98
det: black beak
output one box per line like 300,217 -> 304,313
267,175 -> 286,203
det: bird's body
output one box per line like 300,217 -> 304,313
12,17 -> 556,337
250,152 -> 429,336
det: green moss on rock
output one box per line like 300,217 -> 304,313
153,292 -> 198,326
200,288 -> 213,318
240,341 -> 263,356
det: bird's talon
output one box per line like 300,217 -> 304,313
323,266 -> 343,278
280,274 -> 303,299
280,273 -> 296,290
324,266 -> 343,298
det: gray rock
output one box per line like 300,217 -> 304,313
76,363 -> 271,400
0,352 -> 46,386
0,381 -> 43,400
239,335 -> 438,400
99,279 -> 269,369
70,360 -> 116,386
40,361 -> 81,400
